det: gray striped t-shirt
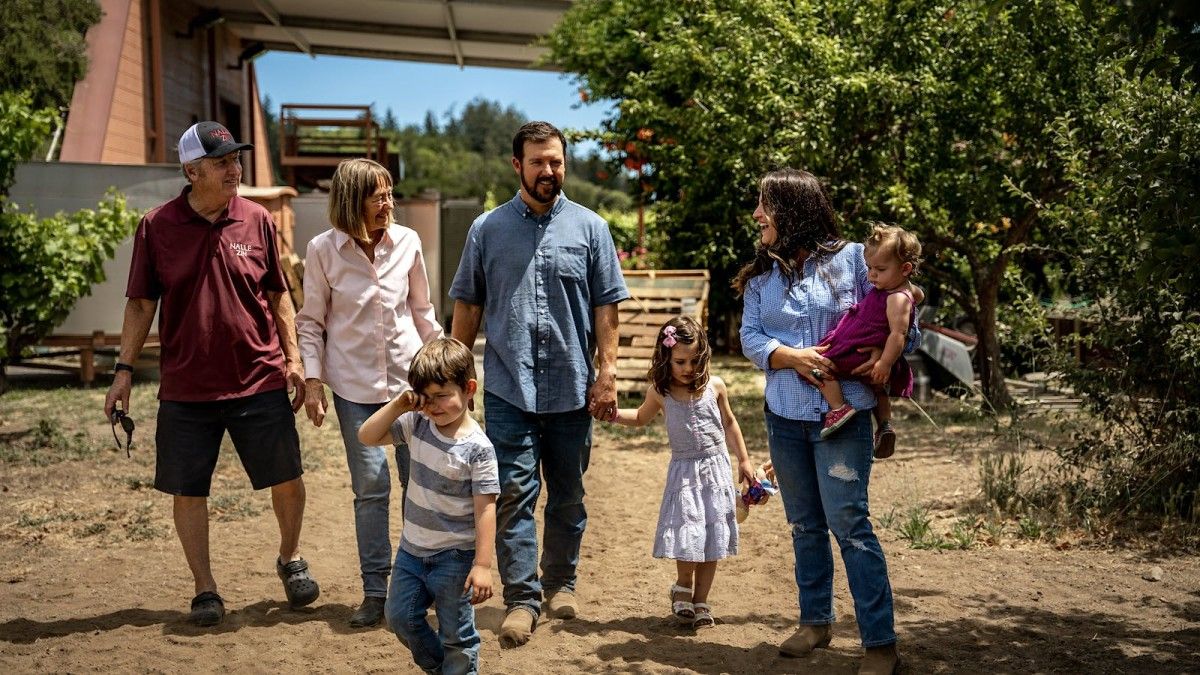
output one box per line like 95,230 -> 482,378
391,412 -> 499,557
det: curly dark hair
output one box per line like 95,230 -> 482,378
732,168 -> 846,295
647,315 -> 710,396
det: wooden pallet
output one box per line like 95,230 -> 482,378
617,270 -> 710,393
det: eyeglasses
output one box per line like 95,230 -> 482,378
367,192 -> 394,206
110,407 -> 135,458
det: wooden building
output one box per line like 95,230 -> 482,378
57,0 -> 568,185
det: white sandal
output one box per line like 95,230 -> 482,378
692,602 -> 715,629
669,584 -> 694,622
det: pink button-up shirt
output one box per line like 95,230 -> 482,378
297,224 -> 442,404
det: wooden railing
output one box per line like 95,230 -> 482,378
279,104 -> 389,188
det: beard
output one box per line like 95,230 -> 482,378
521,172 -> 562,204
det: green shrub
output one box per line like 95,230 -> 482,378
0,91 -> 142,389
0,91 -> 54,194
1047,65 -> 1200,522
0,192 -> 140,378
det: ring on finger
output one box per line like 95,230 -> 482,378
810,368 -> 824,381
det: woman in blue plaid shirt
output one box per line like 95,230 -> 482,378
735,168 -> 903,675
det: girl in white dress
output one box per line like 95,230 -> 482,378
608,316 -> 756,629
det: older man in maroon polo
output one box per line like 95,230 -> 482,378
104,121 -> 319,626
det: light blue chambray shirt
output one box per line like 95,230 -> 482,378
741,242 -> 920,422
450,192 -> 629,414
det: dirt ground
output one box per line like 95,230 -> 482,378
1,359 -> 1198,674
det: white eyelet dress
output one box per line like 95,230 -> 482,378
653,383 -> 740,562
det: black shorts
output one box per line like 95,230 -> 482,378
154,389 -> 303,497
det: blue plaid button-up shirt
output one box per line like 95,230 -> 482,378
741,242 -> 920,422
450,192 -> 629,414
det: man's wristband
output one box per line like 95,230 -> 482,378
114,362 -> 134,374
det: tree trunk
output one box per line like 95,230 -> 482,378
975,284 -> 1013,412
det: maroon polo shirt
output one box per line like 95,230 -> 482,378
127,185 -> 287,401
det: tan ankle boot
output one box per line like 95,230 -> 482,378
858,644 -> 900,675
779,624 -> 832,657
498,607 -> 536,648
544,590 -> 578,619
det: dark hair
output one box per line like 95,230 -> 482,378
647,316 -> 710,396
512,121 -> 568,160
732,168 -> 846,295
408,338 -> 476,393
865,223 -> 923,277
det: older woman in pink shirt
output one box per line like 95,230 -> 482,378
296,159 -> 442,628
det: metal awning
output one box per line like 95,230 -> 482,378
206,0 -> 572,70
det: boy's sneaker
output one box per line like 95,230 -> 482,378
873,422 -> 896,459
820,405 -> 857,439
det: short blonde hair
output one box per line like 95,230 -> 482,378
329,158 -> 392,244
865,224 -> 923,276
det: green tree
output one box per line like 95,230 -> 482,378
442,98 -> 526,157
382,107 -> 400,133
0,0 -> 101,111
1087,0 -> 1200,86
1048,62 -> 1200,519
0,92 -> 56,198
546,0 -> 1103,410
260,94 -> 282,185
0,91 -> 141,391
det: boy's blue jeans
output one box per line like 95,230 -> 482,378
386,548 -> 480,675
333,393 -> 410,598
764,409 -> 897,648
483,392 -> 592,617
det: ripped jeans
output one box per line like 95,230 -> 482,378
764,408 -> 896,648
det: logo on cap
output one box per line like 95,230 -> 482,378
209,128 -> 233,142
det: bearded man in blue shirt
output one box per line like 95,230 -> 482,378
450,121 -> 629,648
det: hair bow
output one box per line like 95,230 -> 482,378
661,325 -> 678,348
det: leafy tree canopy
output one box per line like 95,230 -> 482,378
546,0 -> 1104,408
0,0 -> 100,111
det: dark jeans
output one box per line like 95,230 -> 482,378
484,391 -> 592,617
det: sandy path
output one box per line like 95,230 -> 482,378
1,373 -> 1197,673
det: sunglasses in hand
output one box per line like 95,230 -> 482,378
110,408 -> 135,458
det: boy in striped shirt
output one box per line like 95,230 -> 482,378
359,338 -> 498,675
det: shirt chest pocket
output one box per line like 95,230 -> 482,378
555,246 -> 587,281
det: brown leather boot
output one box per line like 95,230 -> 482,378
859,644 -> 900,675
779,624 -> 832,657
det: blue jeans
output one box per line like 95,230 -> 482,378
386,548 -> 480,675
764,408 -> 896,648
484,392 -> 592,617
333,393 -> 410,598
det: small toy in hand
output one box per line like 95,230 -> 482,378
736,465 -> 778,523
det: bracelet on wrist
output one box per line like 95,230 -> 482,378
114,363 -> 134,374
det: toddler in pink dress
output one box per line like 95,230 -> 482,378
816,225 -> 922,459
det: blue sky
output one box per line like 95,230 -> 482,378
255,52 -> 611,151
